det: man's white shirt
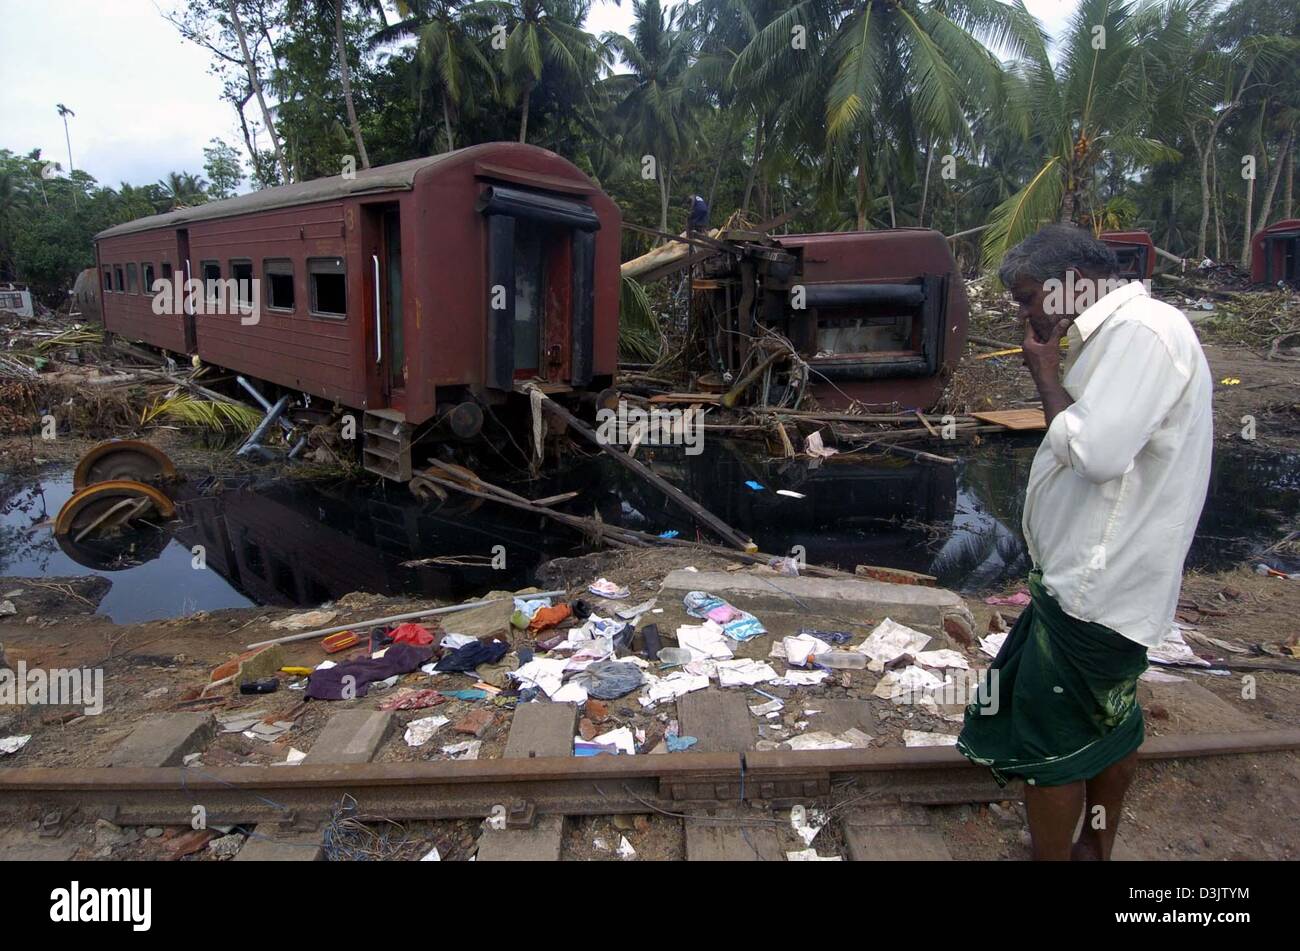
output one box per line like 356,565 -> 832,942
1022,280 -> 1213,648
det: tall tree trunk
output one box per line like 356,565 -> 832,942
657,164 -> 669,234
918,140 -> 934,228
335,0 -> 370,170
1285,147 -> 1294,220
1257,126 -> 1295,235
741,116 -> 765,215
229,0 -> 290,183
442,92 -> 454,153
518,83 -> 533,143
1240,163 -> 1255,267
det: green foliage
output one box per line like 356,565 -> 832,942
203,137 -> 246,198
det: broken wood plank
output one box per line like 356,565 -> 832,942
971,409 -> 1047,431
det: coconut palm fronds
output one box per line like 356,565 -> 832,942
619,274 -> 661,363
140,392 -> 263,432
33,326 -> 103,351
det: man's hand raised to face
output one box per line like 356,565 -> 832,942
1022,316 -> 1070,383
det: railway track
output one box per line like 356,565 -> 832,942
3,724 -> 1297,860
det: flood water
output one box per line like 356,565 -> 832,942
1,437 -> 1296,623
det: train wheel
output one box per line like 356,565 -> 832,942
54,480 -> 177,542
72,440 -> 177,490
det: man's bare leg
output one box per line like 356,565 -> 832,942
1072,750 -> 1139,860
1024,780 -> 1085,860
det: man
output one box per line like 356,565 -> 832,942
957,225 -> 1213,860
687,194 -> 709,233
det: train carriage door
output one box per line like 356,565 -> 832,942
177,229 -> 196,352
477,185 -> 599,391
362,203 -> 405,407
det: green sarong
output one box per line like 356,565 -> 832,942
957,570 -> 1148,787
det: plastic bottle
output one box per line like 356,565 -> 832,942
818,651 -> 867,669
657,647 -> 693,666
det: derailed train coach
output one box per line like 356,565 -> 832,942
94,143 -> 622,480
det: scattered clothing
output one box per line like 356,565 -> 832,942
306,643 -> 434,701
589,578 -> 630,599
527,603 -> 572,633
434,639 -> 509,673
576,660 -> 644,699
389,623 -> 436,647
682,591 -> 765,641
379,688 -> 445,711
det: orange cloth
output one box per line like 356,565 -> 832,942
528,603 -> 573,633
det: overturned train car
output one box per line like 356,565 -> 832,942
94,143 -> 621,480
691,228 -> 969,410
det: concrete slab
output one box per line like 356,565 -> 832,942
504,702 -> 576,758
660,570 -> 965,628
106,713 -> 215,767
1137,679 -> 1261,733
233,831 -> 325,862
478,700 -> 577,861
0,828 -> 80,861
476,816 -> 565,861
845,826 -> 953,861
678,690 -> 754,753
802,698 -> 875,736
685,809 -> 783,861
302,710 -> 393,764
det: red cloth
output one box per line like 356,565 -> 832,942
390,623 -> 436,646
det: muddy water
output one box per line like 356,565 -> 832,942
1,439 -> 1295,622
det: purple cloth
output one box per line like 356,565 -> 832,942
306,643 -> 434,700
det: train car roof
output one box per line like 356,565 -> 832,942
96,150 -> 466,240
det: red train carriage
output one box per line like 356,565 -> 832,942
1250,219 -> 1300,285
95,142 -> 621,479
1099,230 -> 1156,281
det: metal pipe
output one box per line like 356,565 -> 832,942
236,394 -> 290,458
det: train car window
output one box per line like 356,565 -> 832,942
126,264 -> 138,293
161,262 -> 173,285
142,263 -> 155,293
229,259 -> 254,307
113,266 -> 124,292
201,261 -> 221,303
308,257 -> 347,317
263,258 -> 295,311
102,268 -> 112,291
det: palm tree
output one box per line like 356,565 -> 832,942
228,0 -> 292,183
370,0 -> 497,153
603,0 -> 699,233
464,0 -> 604,143
982,0 -> 1176,270
157,172 -> 210,211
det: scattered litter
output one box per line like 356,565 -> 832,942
745,480 -> 765,491
873,665 -> 945,700
775,489 -> 806,499
983,591 -> 1030,607
639,671 -> 709,706
591,726 -> 636,755
389,622 -> 436,646
786,849 -> 841,861
270,609 -> 337,630
1139,669 -> 1187,684
1182,630 -> 1250,654
683,592 -> 765,641
979,632 -> 1008,658
786,729 -> 871,751
749,699 -> 784,716
677,621 -> 734,660
0,601 -> 16,617
441,740 -> 481,760
511,657 -> 569,697
0,735 -> 31,756
1148,627 -> 1211,667
766,556 -> 800,576
552,681 -> 589,704
715,658 -> 779,686
307,642 -> 434,700
854,618 -> 932,665
617,599 -> 657,620
914,649 -> 970,670
658,530 -> 680,539
781,633 -> 831,667
421,847 -> 441,862
369,675 -> 400,691
576,660 -> 644,699
434,638 -> 509,673
903,730 -> 959,747
772,670 -> 830,687
616,836 -> 637,860
440,633 -> 478,650
790,805 -> 827,845
803,431 -> 837,459
284,748 -> 306,765
404,715 -> 451,747
589,578 -> 630,599
441,689 -> 488,701
665,732 -> 697,752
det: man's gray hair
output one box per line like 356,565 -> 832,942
998,224 -> 1119,287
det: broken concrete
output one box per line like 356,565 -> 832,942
659,570 -> 966,628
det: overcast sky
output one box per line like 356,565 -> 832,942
0,0 -> 1074,192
